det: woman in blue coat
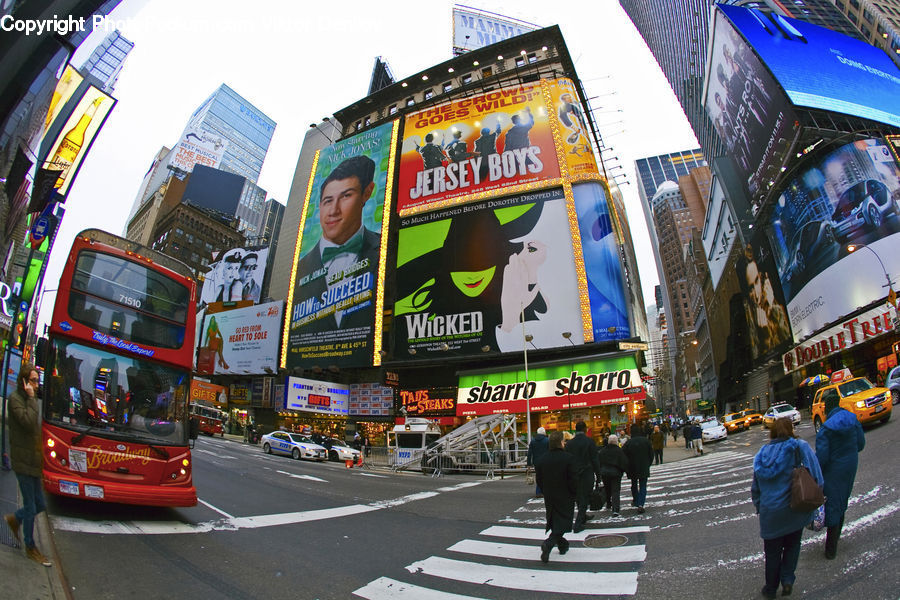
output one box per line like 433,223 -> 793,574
751,418 -> 823,599
815,394 -> 865,559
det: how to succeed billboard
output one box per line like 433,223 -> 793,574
284,122 -> 397,369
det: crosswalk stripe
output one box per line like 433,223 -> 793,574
405,556 -> 638,596
480,525 -> 650,540
353,577 -> 483,599
447,539 -> 647,563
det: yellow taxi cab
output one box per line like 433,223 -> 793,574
741,409 -> 763,426
721,411 -> 749,433
811,376 -> 892,432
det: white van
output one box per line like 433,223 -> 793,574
386,418 -> 441,468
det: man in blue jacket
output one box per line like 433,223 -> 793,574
816,393 -> 865,560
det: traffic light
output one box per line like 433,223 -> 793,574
13,299 -> 28,351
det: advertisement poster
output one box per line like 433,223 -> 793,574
398,80 -> 561,212
705,8 -> 797,202
168,127 -> 228,173
189,380 -> 228,407
285,376 -> 349,415
547,78 -> 599,178
573,182 -> 630,341
457,356 -> 646,416
200,246 -> 269,307
196,301 -> 282,375
42,65 -> 84,137
394,187 -> 584,358
767,138 -> 900,341
452,7 -> 538,55
398,387 -> 457,418
719,4 -> 900,128
734,236 -> 792,360
349,383 -> 393,417
43,84 -> 115,196
285,122 -> 395,369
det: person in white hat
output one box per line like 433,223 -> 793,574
527,426 -> 550,498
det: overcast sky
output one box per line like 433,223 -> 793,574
37,0 -> 698,329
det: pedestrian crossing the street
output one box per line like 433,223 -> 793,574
353,451 -> 755,599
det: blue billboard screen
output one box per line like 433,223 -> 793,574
720,4 -> 900,128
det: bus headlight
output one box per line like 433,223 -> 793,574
182,458 -> 189,467
47,438 -> 55,448
50,450 -> 56,459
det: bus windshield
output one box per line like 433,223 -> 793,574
69,250 -> 189,349
44,338 -> 190,445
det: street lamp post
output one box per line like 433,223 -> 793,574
522,304 -> 532,445
847,243 -> 896,297
562,332 -> 576,430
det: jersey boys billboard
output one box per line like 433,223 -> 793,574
397,78 -> 597,213
284,122 -> 397,369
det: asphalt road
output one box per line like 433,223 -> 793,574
46,416 -> 899,599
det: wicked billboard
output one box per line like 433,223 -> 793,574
393,187 -> 585,358
284,122 -> 397,369
397,78 -> 598,213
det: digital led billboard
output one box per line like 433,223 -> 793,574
767,138 -> 900,341
200,246 -> 269,306
734,236 -> 793,360
43,84 -> 115,197
719,4 -> 900,128
393,188 -> 584,358
705,7 -> 798,203
284,122 -> 397,369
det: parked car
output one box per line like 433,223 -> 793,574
741,409 -> 763,426
886,366 -> 900,405
701,418 -> 728,442
811,377 -> 892,432
324,438 -> 361,462
831,179 -> 895,240
721,412 -> 749,433
763,404 -> 801,428
261,431 -> 327,461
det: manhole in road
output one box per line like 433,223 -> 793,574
583,534 -> 629,548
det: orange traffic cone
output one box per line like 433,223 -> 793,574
345,458 -> 353,469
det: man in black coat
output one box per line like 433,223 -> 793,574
535,431 -> 577,563
597,434 -> 629,516
623,423 -> 653,513
526,426 -> 550,498
565,420 -> 601,532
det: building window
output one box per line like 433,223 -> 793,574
528,52 -> 537,64
355,120 -> 362,131
515,56 -> 526,67
424,89 -> 434,100
849,0 -> 860,8
442,81 -> 452,93
461,73 -> 472,84
389,104 -> 397,115
861,23 -> 872,38
481,67 -> 493,78
364,116 -> 371,126
406,97 -> 415,107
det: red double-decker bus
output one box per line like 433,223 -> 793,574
41,229 -> 199,506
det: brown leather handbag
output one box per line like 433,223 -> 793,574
790,447 -> 824,512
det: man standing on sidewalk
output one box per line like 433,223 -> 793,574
565,421 -> 601,532
4,363 -> 52,567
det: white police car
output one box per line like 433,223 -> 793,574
700,418 -> 728,442
763,403 -> 801,428
324,438 -> 361,462
261,431 -> 327,461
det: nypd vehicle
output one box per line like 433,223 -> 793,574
324,438 -> 361,462
261,431 -> 327,461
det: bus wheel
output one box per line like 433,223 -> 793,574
263,443 -> 271,454
292,447 -> 301,460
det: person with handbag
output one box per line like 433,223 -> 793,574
815,391 -> 865,560
751,418 -> 824,599
535,431 -> 577,563
597,434 -> 629,516
526,427 -> 550,498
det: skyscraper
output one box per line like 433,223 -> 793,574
79,29 -> 133,93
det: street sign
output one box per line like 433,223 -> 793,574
888,288 -> 898,310
29,215 -> 50,246
619,341 -> 649,351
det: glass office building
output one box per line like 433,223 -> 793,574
187,83 -> 276,183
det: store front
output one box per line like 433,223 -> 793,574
457,353 -> 646,443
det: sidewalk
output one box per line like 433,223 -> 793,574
1,466 -> 69,600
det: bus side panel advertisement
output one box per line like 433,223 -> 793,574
704,7 -> 798,204
398,80 -> 560,212
197,301 -> 282,375
286,122 -> 394,369
457,357 -> 646,416
393,188 -> 584,358
767,138 -> 900,341
573,182 -> 630,341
